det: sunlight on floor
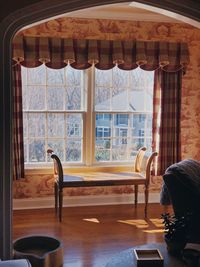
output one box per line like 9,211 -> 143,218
117,218 -> 164,233
117,219 -> 149,228
83,218 -> 100,223
150,218 -> 163,227
82,217 -> 165,233
143,229 -> 165,233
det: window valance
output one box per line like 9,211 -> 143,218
13,35 -> 189,72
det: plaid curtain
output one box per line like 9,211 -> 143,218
13,36 -> 189,72
152,70 -> 161,174
153,70 -> 182,175
13,64 -> 24,180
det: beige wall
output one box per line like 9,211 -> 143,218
13,17 -> 200,199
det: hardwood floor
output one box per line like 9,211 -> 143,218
13,203 -> 172,267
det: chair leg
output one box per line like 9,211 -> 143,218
59,189 -> 63,222
54,182 -> 58,215
144,185 -> 149,218
135,185 -> 138,207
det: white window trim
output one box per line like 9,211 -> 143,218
23,66 -> 153,169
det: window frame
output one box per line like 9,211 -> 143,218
22,65 -> 154,168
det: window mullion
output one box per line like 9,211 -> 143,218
64,68 -> 67,162
26,68 -> 29,163
45,66 -> 48,162
85,67 -> 93,166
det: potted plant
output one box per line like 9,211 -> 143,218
161,212 -> 192,255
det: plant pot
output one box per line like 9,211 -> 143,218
13,235 -> 63,267
164,236 -> 187,256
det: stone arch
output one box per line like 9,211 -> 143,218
0,0 -> 199,260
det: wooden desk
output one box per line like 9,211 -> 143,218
106,243 -> 184,267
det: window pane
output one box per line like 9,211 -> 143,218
112,86 -> 128,111
145,89 -> 153,112
113,68 -> 129,87
66,66 -> 82,86
146,138 -> 152,151
112,146 -> 127,161
130,68 -> 145,91
95,149 -> 110,161
96,114 -> 111,126
47,140 -> 64,161
66,87 -> 81,110
47,113 -> 65,137
27,86 -> 45,110
47,87 -> 64,110
66,140 -> 82,162
66,114 -> 82,137
47,68 -> 65,85
28,113 -> 45,137
96,138 -> 111,149
95,69 -> 112,87
95,87 -> 111,111
22,85 -> 28,110
29,139 -> 45,162
131,138 -> 145,150
146,114 -> 153,136
132,114 -> 146,136
21,67 -> 27,86
24,138 -> 28,162
23,113 -> 28,138
27,65 -> 46,85
129,89 -> 145,111
114,114 -> 128,127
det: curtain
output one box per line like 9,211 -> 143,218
159,70 -> 182,174
13,36 -> 189,72
13,64 -> 25,180
153,70 -> 182,175
12,35 -> 189,179
152,69 -> 161,174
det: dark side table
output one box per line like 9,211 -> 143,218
106,243 -> 185,267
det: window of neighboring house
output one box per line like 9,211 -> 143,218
22,64 -> 154,166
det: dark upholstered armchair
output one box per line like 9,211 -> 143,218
160,159 -> 200,243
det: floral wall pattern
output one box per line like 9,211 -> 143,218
13,17 -> 200,199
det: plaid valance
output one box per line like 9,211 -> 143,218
13,35 -> 189,72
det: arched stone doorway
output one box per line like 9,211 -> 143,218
0,0 -> 199,260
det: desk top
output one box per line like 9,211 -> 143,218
105,243 -> 184,267
61,172 -> 145,187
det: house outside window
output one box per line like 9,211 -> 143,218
22,65 -> 154,166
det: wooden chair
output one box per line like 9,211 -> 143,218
47,147 -> 157,221
133,146 -> 147,172
132,146 -> 147,206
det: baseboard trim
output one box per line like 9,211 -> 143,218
13,193 -> 160,210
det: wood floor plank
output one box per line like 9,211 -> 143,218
13,203 -> 172,267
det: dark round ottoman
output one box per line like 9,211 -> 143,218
13,235 -> 63,267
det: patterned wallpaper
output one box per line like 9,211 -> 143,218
13,17 -> 200,199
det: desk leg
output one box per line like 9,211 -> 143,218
54,182 -> 58,215
59,189 -> 63,222
135,185 -> 138,207
144,186 -> 149,217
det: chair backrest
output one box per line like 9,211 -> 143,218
47,149 -> 64,184
134,146 -> 147,172
145,151 -> 158,186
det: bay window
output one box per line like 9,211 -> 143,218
22,64 -> 154,166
